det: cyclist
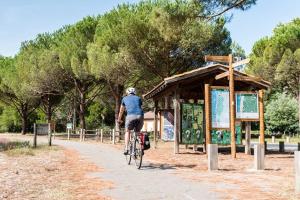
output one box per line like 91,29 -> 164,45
118,87 -> 144,155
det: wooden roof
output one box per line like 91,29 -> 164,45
143,64 -> 271,99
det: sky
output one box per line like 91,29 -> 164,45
0,0 -> 300,57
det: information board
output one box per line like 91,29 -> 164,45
181,103 -> 204,144
66,123 -> 73,129
162,111 -> 174,141
236,93 -> 259,120
211,88 -> 230,128
211,122 -> 242,145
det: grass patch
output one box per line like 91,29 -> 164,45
0,139 -> 61,156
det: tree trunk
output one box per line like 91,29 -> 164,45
21,104 -> 28,135
46,95 -> 52,123
298,89 -> 300,136
79,88 -> 86,130
111,84 -> 123,139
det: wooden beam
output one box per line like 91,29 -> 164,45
229,54 -> 236,158
205,84 -> 211,147
215,71 -> 229,80
173,87 -> 180,154
153,101 -> 158,149
259,90 -> 265,144
232,58 -> 250,68
205,55 -> 229,63
235,76 -> 261,82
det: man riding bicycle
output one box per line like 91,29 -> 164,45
118,87 -> 144,155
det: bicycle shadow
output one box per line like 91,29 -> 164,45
140,163 -> 197,171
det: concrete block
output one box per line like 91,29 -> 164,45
208,144 -> 218,171
254,144 -> 265,170
295,151 -> 300,193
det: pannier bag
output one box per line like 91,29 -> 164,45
140,133 -> 151,150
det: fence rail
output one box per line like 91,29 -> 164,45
54,128 -> 127,144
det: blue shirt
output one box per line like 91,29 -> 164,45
121,95 -> 144,116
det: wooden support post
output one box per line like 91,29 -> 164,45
207,144 -> 218,171
173,89 -> 180,154
204,84 -> 211,150
48,123 -> 52,146
279,141 -> 285,153
33,123 -> 37,148
112,129 -> 115,145
153,101 -> 158,149
245,122 -> 251,155
229,54 -> 236,158
295,151 -> 300,193
254,144 -> 265,170
259,90 -> 265,144
100,129 -> 103,143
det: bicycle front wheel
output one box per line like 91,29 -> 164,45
133,139 -> 143,169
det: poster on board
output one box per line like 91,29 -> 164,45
162,111 -> 174,141
211,88 -> 230,128
236,93 -> 259,120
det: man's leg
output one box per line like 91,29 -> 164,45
124,129 -> 131,153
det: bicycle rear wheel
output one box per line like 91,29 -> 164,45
133,139 -> 143,169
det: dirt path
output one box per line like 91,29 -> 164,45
53,140 -> 219,200
2,134 -> 298,200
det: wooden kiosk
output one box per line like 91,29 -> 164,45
143,55 -> 270,158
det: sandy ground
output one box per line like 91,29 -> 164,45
1,134 -> 299,200
0,139 -> 112,200
143,142 -> 298,200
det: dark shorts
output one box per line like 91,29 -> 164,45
125,115 -> 144,132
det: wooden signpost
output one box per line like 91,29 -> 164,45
204,55 -> 250,158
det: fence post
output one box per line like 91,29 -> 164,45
279,141 -> 285,153
254,144 -> 264,170
286,136 -> 290,143
33,123 -> 37,148
112,129 -> 115,145
100,129 -> 103,143
207,144 -> 218,171
67,129 -> 70,140
80,129 -> 83,142
48,123 -> 52,146
83,129 -> 86,141
298,143 -> 300,151
272,136 -> 275,143
295,151 -> 300,193
95,129 -> 99,141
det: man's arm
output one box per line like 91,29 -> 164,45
118,105 -> 125,122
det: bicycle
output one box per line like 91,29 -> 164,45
125,130 -> 144,169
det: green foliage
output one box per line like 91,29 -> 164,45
247,18 -> 300,97
231,41 -> 246,59
86,101 -> 114,129
265,93 -> 299,134
0,106 -> 21,133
